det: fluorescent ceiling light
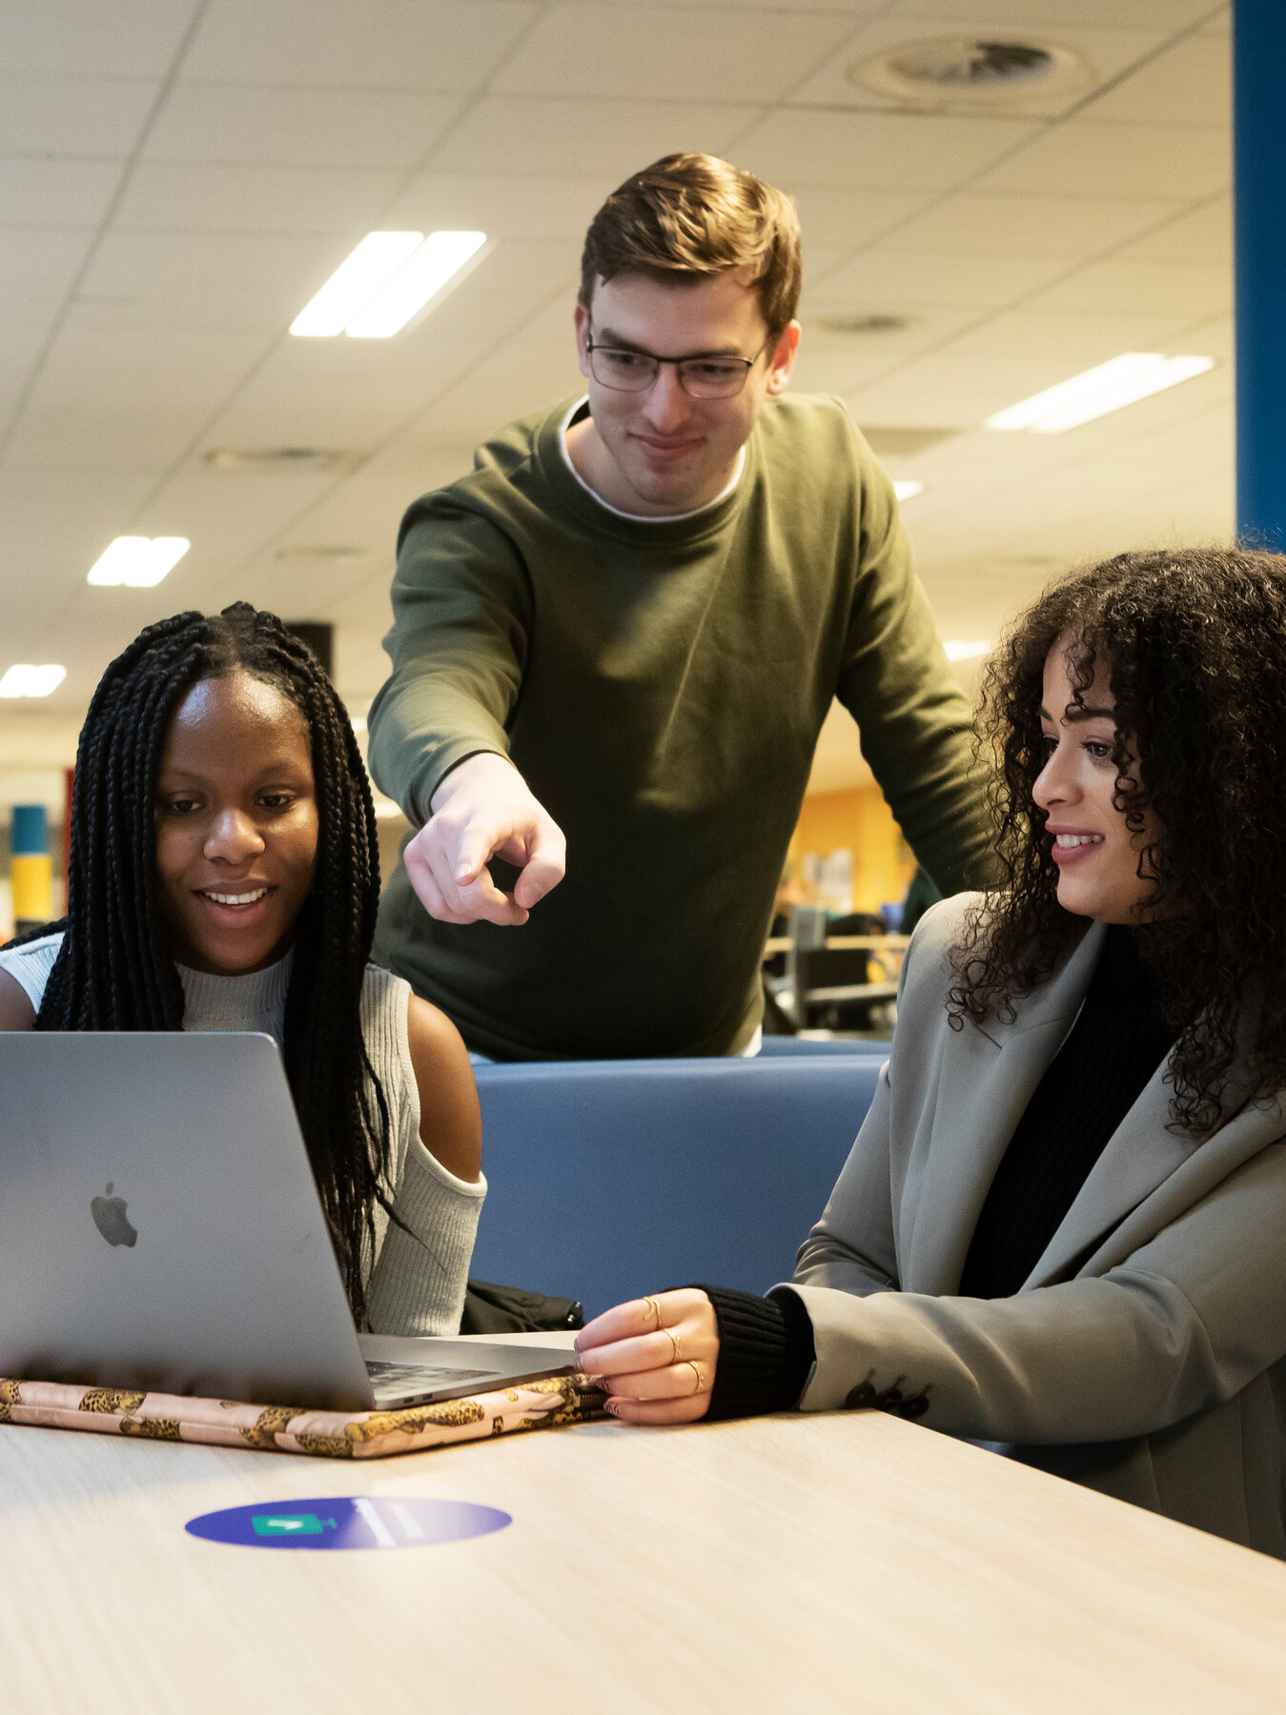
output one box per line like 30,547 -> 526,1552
86,536 -> 190,588
291,230 -> 488,340
893,479 -> 925,503
944,640 -> 990,663
985,353 -> 1215,434
347,230 -> 488,338
0,663 -> 66,698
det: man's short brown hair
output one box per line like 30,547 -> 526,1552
579,152 -> 802,339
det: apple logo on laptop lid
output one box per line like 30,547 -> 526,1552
91,1182 -> 138,1249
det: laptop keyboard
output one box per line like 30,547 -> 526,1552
364,1359 -> 497,1393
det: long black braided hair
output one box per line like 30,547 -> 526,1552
33,602 -> 395,1322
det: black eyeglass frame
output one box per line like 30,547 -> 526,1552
584,328 -> 771,399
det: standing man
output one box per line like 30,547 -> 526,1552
368,152 -> 992,1060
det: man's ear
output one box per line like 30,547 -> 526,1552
764,320 -> 801,397
573,301 -> 591,380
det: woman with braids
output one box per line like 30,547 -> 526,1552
0,603 -> 484,1336
575,546 -> 1286,1556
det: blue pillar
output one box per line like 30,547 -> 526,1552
1234,0 -> 1286,547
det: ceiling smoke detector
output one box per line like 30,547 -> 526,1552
851,35 -> 1088,108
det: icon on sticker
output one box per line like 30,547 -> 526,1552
251,1512 -> 335,1537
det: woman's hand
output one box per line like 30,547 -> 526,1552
575,1289 -> 718,1424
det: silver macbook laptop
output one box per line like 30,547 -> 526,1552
0,1031 -> 576,1412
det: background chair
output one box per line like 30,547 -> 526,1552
470,1053 -> 886,1316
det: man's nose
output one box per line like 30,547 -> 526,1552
642,363 -> 692,431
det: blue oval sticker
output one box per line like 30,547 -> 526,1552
186,1496 -> 511,1551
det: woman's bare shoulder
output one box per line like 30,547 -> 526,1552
0,968 -> 36,1030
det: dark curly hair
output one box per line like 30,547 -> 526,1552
28,602 -> 399,1323
948,546 -> 1286,1135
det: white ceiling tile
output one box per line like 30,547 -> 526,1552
818,246 -> 1068,310
847,348 -> 1119,426
793,17 -> 1164,122
0,0 -> 200,78
201,238 -> 572,457
0,158 -> 124,227
733,108 -> 1040,192
0,76 -> 160,158
427,98 -> 767,182
875,192 -> 1186,262
384,173 -> 604,240
791,307 -> 980,395
182,0 -> 539,90
142,84 -> 466,169
0,229 -> 93,315
115,162 -> 402,234
0,466 -> 159,617
1025,258 -> 1231,320
583,0 -> 887,9
29,311 -> 269,410
79,231 -> 362,335
788,186 -> 937,252
132,460 -> 341,568
976,121 -> 1228,200
939,307 -> 1195,365
1173,312 -> 1232,360
889,0 -> 1216,27
1118,196 -> 1229,263
493,5 -> 857,103
1085,34 -> 1230,127
1197,6 -> 1230,34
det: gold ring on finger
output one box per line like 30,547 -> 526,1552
640,1295 -> 661,1330
683,1360 -> 703,1396
664,1328 -> 681,1365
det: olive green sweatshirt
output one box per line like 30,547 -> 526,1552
368,393 -> 992,1059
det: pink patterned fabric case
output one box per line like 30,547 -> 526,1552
0,1374 -> 605,1458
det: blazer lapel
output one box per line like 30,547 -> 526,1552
1024,1062 -> 1198,1287
902,920 -> 1106,1293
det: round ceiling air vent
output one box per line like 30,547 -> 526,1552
850,35 -> 1088,108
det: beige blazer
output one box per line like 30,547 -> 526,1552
786,893 -> 1286,1557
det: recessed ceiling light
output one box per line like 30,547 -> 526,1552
894,480 -> 925,503
985,354 -> 1215,434
347,230 -> 488,339
290,229 -> 489,340
86,536 -> 190,588
944,640 -> 990,663
0,663 -> 67,698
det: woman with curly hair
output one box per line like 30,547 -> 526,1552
0,603 -> 484,1336
576,546 -> 1286,1556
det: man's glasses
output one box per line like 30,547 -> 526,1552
585,331 -> 767,400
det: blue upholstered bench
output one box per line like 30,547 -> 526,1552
470,1052 -> 887,1317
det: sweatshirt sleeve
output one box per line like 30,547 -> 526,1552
833,417 -> 996,897
366,495 -> 534,825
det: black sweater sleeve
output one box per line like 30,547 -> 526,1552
696,1284 -> 816,1420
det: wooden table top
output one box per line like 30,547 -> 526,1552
4,1336 -> 1285,1714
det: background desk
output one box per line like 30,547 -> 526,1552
3,1335 -> 1285,1714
